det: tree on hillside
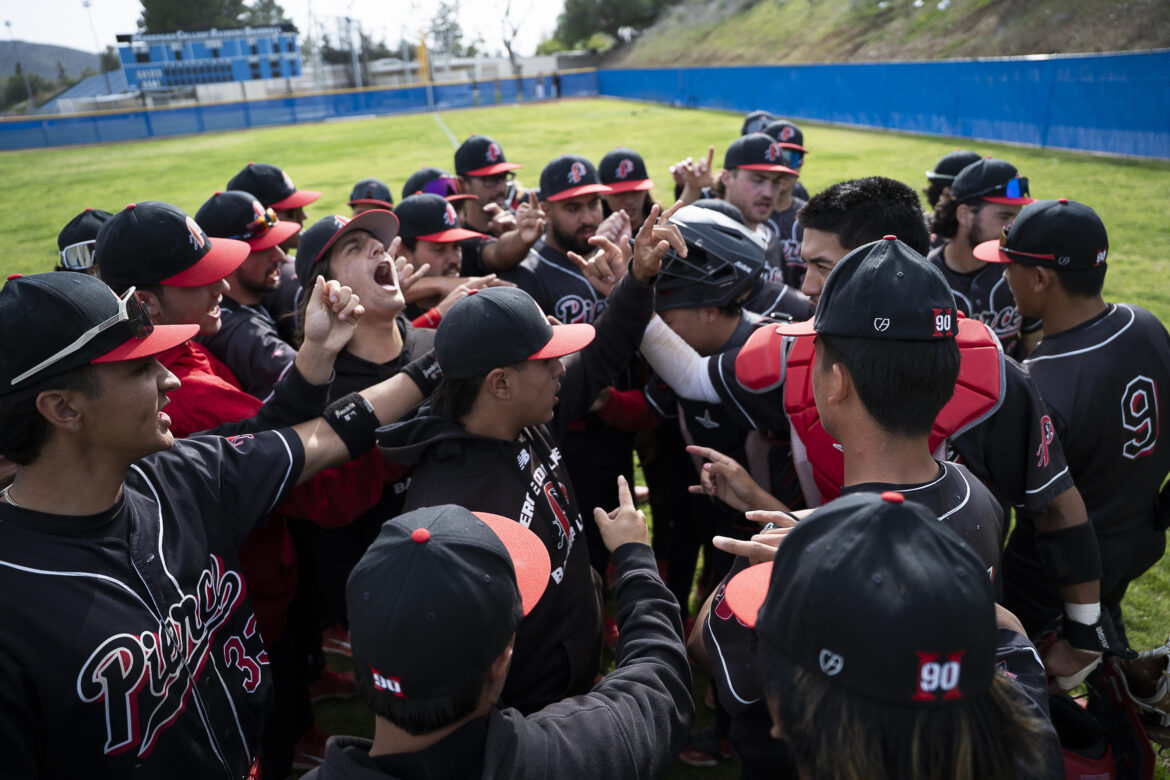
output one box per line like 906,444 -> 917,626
555,0 -> 670,48
428,0 -> 481,57
138,0 -> 291,33
100,46 -> 120,73
241,0 -> 291,26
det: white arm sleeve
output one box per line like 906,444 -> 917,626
639,315 -> 722,403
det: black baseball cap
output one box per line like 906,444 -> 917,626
455,135 -> 523,177
538,154 -> 611,203
349,178 -> 394,209
949,158 -> 1035,205
95,202 -> 251,291
402,167 -> 476,203
434,287 -> 595,379
926,149 -> 982,182
0,272 -> 197,394
348,505 -> 551,703
724,491 -> 997,707
598,147 -> 654,193
761,120 -> 807,153
295,210 -> 400,289
974,198 -> 1108,270
741,110 -> 774,136
775,235 -> 957,340
226,162 -> 322,210
57,208 -> 112,270
395,194 -> 485,244
195,190 -> 301,251
724,134 -> 799,176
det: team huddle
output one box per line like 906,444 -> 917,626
1,107 -> 1168,779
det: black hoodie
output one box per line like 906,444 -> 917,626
302,544 -> 694,780
377,274 -> 654,713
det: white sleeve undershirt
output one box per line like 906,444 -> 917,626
639,315 -> 722,403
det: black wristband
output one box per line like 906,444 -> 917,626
322,392 -> 378,459
402,350 -> 443,398
1063,612 -> 1135,658
1035,523 -> 1102,586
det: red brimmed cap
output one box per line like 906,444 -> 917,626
194,190 -> 301,252
724,134 -> 798,176
95,201 -> 250,290
434,286 -> 595,379
973,199 -> 1108,270
395,193 -> 486,243
226,162 -> 321,211
348,178 -> 394,209
0,272 -> 198,394
455,135 -> 523,177
726,492 -> 997,709
599,147 -> 655,193
539,154 -> 612,202
346,504 -> 551,703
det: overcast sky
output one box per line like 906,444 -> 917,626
4,0 -> 565,58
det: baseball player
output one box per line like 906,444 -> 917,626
194,190 -> 302,397
924,148 -> 982,210
980,199 -> 1170,660
55,207 -> 111,275
722,492 -> 1063,778
377,206 -> 684,714
928,157 -> 1041,357
301,496 -> 692,779
348,178 -> 394,214
409,162 -> 544,275
741,109 -> 774,136
639,177 -> 1121,671
598,147 -> 656,232
226,162 -> 322,343
760,119 -> 810,202
0,270 -> 427,778
691,236 -> 1007,777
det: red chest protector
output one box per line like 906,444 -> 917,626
736,318 -> 1004,505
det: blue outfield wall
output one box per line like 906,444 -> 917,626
0,69 -> 601,151
597,50 -> 1170,160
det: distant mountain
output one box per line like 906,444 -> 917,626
0,41 -> 102,81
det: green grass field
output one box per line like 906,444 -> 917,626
2,97 -> 1169,778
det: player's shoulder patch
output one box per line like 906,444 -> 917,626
735,324 -> 789,391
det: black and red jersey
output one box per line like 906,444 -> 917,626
0,431 -> 303,778
1024,303 -> 1170,533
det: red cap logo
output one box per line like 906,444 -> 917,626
764,142 -> 784,162
615,159 -> 635,180
780,125 -> 796,142
371,667 -> 405,698
932,307 -> 954,338
185,216 -> 207,251
443,203 -> 458,227
332,215 -> 350,231
486,142 -> 502,162
281,170 -> 296,191
914,651 -> 965,701
567,161 -> 587,184
251,200 -> 265,220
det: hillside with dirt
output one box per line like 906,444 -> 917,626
607,0 -> 1170,67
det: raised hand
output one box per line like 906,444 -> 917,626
593,475 -> 651,552
568,234 -> 629,297
630,201 -> 687,283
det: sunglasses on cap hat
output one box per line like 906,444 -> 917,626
11,286 -> 153,386
970,176 -> 1030,201
229,206 -> 279,242
59,240 -> 97,270
422,176 -> 464,198
995,224 -> 1058,263
777,148 -> 803,170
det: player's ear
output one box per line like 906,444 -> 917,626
35,387 -> 86,434
719,168 -> 733,189
482,367 -> 513,402
136,288 -> 165,322
1034,265 -> 1056,295
956,202 -> 974,230
828,362 -> 852,405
